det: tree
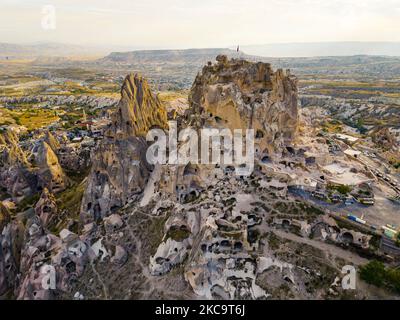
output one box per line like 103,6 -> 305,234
396,232 -> 400,248
359,260 -> 386,287
356,118 -> 368,134
336,184 -> 352,195
386,269 -> 400,293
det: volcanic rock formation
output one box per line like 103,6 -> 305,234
188,55 -> 299,156
112,73 -> 168,138
35,188 -> 57,227
0,202 -> 23,297
44,131 -> 61,154
80,74 -> 168,222
35,141 -> 68,193
0,130 -> 35,201
146,56 -> 301,298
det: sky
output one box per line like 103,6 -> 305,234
1,0 -> 400,49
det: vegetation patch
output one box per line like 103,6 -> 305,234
360,260 -> 400,293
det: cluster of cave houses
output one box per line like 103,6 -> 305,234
148,190 -> 371,299
2,207 -> 127,299
164,130 -> 375,208
146,148 -> 372,299
149,195 -> 371,276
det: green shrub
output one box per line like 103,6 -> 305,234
360,260 -> 400,293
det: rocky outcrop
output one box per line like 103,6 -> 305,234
111,73 -> 168,138
35,141 -> 68,193
0,129 -> 28,167
80,74 -> 168,222
146,57 -> 302,299
0,130 -> 35,201
16,223 -> 92,300
0,130 -> 67,202
44,131 -> 60,154
0,202 -> 11,231
58,140 -> 92,174
0,202 -> 24,297
34,188 -> 57,227
371,127 -> 398,150
188,55 -> 299,155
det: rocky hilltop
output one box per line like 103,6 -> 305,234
80,74 -> 168,222
74,58 -> 306,300
188,55 -> 299,155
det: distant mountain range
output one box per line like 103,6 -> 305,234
0,42 -> 122,59
2,42 -> 400,60
97,48 -> 249,65
238,42 -> 400,57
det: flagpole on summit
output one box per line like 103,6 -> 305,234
237,45 -> 240,58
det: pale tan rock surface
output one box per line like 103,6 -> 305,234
188,55 -> 299,156
81,74 -> 168,222
36,141 -> 68,193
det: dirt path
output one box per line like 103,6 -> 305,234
271,228 -> 369,266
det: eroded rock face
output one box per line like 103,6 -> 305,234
372,127 -> 398,150
16,224 -> 92,300
35,188 -> 57,227
44,131 -> 60,154
58,143 -> 91,174
0,130 -> 35,201
80,74 -> 168,222
0,130 -> 69,202
35,141 -> 68,193
0,202 -> 11,231
0,202 -> 24,297
111,73 -> 168,138
145,58 -> 307,299
188,55 -> 299,155
0,130 -> 28,167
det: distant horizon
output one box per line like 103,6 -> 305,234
3,39 -> 400,48
2,41 -> 400,58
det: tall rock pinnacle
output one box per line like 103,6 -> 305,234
36,141 -> 68,193
81,74 -> 167,222
111,74 -> 168,138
